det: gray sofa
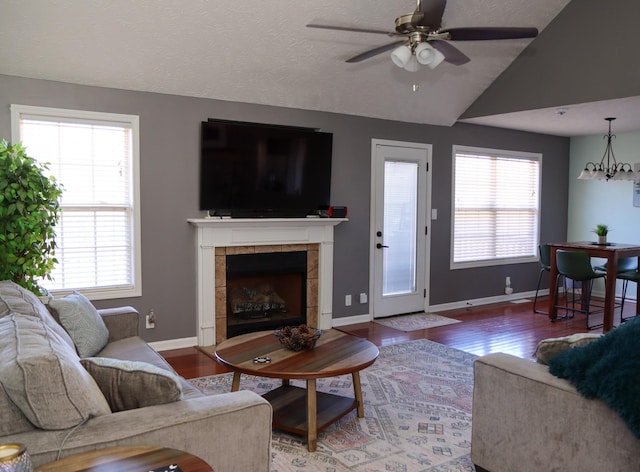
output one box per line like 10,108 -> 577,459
0,281 -> 272,472
471,353 -> 640,471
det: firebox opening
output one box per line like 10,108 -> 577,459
226,251 -> 307,338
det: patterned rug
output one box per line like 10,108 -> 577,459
190,339 -> 477,471
374,313 -> 461,331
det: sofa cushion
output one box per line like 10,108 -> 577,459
0,314 -> 111,429
0,280 -> 75,350
534,333 -> 602,365
47,291 -> 109,357
96,336 -> 202,399
0,381 -> 34,436
548,317 -> 640,439
80,357 -> 183,412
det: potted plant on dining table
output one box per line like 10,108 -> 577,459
593,224 -> 609,245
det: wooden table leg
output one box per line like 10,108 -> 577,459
231,372 -> 241,392
637,267 -> 640,317
603,254 -> 617,332
352,371 -> 364,418
306,378 -> 317,452
282,378 -> 290,387
548,247 -> 558,320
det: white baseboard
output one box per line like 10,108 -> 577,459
330,290 -> 546,328
428,290 -> 543,313
149,336 -> 198,352
332,314 -> 371,327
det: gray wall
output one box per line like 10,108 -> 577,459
0,73 -> 569,341
462,0 -> 640,119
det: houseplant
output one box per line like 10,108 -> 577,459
593,224 -> 609,244
0,140 -> 63,295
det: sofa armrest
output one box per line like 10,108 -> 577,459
471,353 -> 640,472
16,391 -> 272,472
98,306 -> 139,341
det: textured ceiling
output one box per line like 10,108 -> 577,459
1,0 -> 572,129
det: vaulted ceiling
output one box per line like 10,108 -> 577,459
1,0 -> 639,137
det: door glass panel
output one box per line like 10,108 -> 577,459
383,161 -> 418,296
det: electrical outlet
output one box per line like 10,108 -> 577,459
359,293 -> 367,304
146,309 -> 156,329
505,277 -> 513,295
345,295 -> 352,306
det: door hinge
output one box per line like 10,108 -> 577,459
423,289 -> 426,298
425,226 -> 428,235
426,162 -> 429,172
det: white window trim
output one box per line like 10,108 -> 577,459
450,144 -> 542,270
10,104 -> 142,300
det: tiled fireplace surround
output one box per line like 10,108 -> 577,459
188,218 -> 345,346
217,243 -> 318,342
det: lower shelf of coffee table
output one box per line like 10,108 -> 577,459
262,384 -> 358,435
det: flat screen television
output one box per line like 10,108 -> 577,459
200,119 -> 333,218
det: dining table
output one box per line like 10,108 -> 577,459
547,241 -> 640,332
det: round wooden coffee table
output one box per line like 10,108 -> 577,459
215,328 -> 379,452
36,446 -> 213,472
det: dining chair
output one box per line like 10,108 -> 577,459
533,243 -> 551,314
555,250 -> 605,329
592,257 -> 638,274
593,257 -> 638,323
616,269 -> 640,322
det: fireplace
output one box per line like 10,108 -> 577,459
188,217 -> 346,346
214,244 -> 319,343
226,251 -> 307,338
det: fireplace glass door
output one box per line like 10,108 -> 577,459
226,251 -> 307,338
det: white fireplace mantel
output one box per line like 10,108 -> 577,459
188,217 -> 347,346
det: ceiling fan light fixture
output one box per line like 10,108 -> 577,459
415,42 -> 445,68
426,47 -> 445,70
414,42 -> 435,64
403,55 -> 419,72
391,45 -> 412,68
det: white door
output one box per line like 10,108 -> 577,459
370,139 -> 431,318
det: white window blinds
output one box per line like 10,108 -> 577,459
11,105 -> 141,299
452,146 -> 541,268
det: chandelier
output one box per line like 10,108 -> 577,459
577,118 -> 637,181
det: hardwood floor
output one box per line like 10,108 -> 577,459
161,296 -> 635,380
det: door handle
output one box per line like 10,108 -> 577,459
376,243 -> 389,249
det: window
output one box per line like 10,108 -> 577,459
11,105 -> 141,299
451,145 -> 541,269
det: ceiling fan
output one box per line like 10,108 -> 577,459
306,0 -> 538,71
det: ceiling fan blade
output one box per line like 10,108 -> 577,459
306,23 -> 397,37
430,40 -> 470,65
413,0 -> 447,28
442,27 -> 539,41
346,40 -> 406,63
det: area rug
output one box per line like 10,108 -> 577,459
189,339 -> 477,471
374,313 -> 461,331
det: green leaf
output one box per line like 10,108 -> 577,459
0,139 -> 63,294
